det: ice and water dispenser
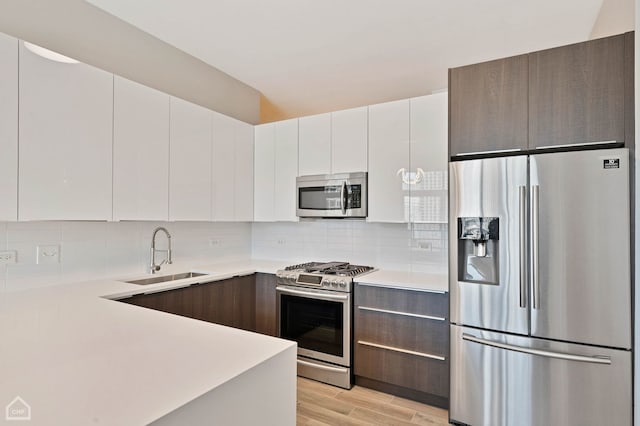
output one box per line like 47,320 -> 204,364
457,217 -> 499,284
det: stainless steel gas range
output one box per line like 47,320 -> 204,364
276,261 -> 375,389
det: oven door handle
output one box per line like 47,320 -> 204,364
276,286 -> 349,301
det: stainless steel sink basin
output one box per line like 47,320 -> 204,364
124,272 -> 208,285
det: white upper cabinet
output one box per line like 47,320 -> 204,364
274,119 -> 299,221
19,42 -> 113,221
409,93 -> 448,223
234,121 -> 254,222
0,33 -> 17,221
254,119 -> 298,222
113,77 -> 170,221
331,107 -> 368,174
254,124 -> 276,222
367,99 -> 410,223
212,113 -> 254,222
298,113 -> 331,176
169,97 -> 212,221
212,112 -> 236,221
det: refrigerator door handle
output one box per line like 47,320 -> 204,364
519,185 -> 527,308
531,184 -> 540,309
462,333 -> 611,365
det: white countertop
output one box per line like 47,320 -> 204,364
0,259 -> 294,425
355,269 -> 449,293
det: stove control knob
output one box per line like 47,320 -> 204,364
339,282 -> 346,288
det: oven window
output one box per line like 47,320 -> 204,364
280,294 -> 344,357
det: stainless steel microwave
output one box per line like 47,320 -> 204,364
296,172 -> 367,218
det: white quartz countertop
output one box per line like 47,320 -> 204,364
355,269 -> 449,293
0,259 -> 294,425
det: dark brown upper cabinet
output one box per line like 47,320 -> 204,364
529,34 -> 627,149
449,54 -> 529,157
449,32 -> 634,158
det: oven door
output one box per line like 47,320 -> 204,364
276,285 -> 351,367
296,172 -> 367,218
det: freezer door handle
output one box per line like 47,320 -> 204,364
531,184 -> 540,309
519,185 -> 527,308
462,333 -> 612,365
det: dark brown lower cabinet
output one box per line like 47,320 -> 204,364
255,273 -> 277,336
354,284 -> 449,408
120,274 -> 256,331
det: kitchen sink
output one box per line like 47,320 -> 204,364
124,272 -> 208,286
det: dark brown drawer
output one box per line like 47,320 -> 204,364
354,307 -> 448,356
355,283 -> 448,319
354,342 -> 449,398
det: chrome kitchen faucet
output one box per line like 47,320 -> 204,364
150,227 -> 172,274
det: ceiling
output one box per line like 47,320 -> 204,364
87,0 -> 604,120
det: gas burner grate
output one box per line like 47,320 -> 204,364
284,262 -> 321,271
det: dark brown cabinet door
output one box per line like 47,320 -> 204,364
193,279 -> 236,327
120,286 -> 194,317
529,34 -> 626,148
255,273 -> 277,336
232,274 -> 256,332
449,55 -> 529,157
353,284 -> 449,407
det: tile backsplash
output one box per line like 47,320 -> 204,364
0,220 -> 447,292
0,221 -> 252,292
251,221 -> 448,273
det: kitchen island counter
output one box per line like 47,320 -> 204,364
0,262 -> 296,425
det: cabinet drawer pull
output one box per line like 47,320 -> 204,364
535,140 -> 618,150
357,340 -> 446,361
358,306 -> 445,321
454,148 -> 521,157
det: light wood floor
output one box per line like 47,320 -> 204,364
297,377 -> 449,425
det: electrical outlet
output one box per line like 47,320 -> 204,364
277,239 -> 286,245
37,245 -> 60,264
209,238 -> 222,247
0,250 -> 17,264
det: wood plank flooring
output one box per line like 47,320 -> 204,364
297,378 -> 449,425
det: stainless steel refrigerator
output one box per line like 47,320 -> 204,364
449,148 -> 632,426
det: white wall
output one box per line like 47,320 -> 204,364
0,0 -> 260,124
0,221 -> 251,292
591,0 -> 635,39
252,222 -> 448,273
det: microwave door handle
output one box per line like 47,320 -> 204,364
341,181 -> 347,214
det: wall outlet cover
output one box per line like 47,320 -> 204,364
37,245 -> 60,264
0,250 -> 17,264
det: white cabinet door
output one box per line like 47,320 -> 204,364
169,97 -> 212,221
367,99 -> 410,223
234,121 -> 254,222
298,113 -> 330,176
113,77 -> 170,221
0,33 -> 17,221
274,119 -> 299,221
410,93 -> 448,223
331,106 -> 368,174
212,114 -> 254,222
19,42 -> 113,221
212,112 -> 236,221
254,123 -> 276,222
